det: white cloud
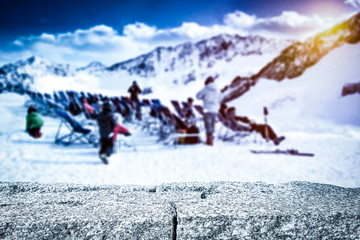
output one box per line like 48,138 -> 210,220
13,40 -> 24,47
39,33 -> 56,42
224,11 -> 346,37
224,11 -> 257,28
170,22 -> 215,38
123,22 -> 157,39
1,10 -> 352,67
345,0 -> 360,8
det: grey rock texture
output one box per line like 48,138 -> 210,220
0,181 -> 359,239
0,183 -> 174,239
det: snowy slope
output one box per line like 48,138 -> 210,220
230,42 -> 360,130
1,44 -> 360,188
0,90 -> 359,188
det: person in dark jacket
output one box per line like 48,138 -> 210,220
26,106 -> 44,138
128,80 -> 142,120
97,101 -> 116,164
68,95 -> 82,116
128,81 -> 142,102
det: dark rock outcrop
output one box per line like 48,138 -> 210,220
342,82 -> 360,96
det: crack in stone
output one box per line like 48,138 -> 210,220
170,202 -> 178,240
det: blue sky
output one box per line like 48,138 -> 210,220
1,0 -> 359,67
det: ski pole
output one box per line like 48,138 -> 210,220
263,106 -> 269,142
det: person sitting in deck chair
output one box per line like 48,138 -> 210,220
68,95 -> 82,116
80,96 -> 97,119
26,106 -> 44,139
161,108 -> 200,145
226,107 -> 285,145
182,97 -> 196,126
218,103 -> 229,123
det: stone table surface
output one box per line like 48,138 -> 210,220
0,181 -> 359,239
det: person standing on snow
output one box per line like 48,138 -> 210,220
196,76 -> 221,146
26,106 -> 44,139
128,80 -> 142,120
97,101 -> 116,164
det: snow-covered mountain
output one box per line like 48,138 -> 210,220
226,13 -> 360,130
231,41 -> 360,128
0,56 -> 72,92
77,61 -> 107,73
222,12 -> 360,102
104,34 -> 293,80
0,34 -> 293,95
0,12 -> 359,107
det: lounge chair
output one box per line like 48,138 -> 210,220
54,109 -> 97,146
171,100 -> 186,118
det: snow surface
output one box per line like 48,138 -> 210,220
0,43 -> 359,188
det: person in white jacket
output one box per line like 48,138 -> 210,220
196,76 -> 221,146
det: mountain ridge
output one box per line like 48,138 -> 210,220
0,33 -> 293,94
221,12 -> 360,103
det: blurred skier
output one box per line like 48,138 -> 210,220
196,76 -> 221,146
26,106 -> 44,139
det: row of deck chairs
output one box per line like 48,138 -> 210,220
24,88 -> 260,147
24,90 -> 102,147
24,90 -> 107,147
24,89 -> 203,147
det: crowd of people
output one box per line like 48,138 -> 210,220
25,77 -> 285,163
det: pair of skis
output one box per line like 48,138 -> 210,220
250,148 -> 314,157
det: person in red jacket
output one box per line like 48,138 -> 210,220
80,96 -> 96,119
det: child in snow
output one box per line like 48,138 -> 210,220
97,102 -> 132,164
26,106 -> 44,138
97,101 -> 116,164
